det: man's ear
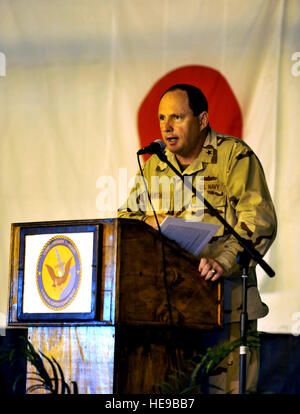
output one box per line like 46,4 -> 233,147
199,111 -> 209,130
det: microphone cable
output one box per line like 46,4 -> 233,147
137,153 -> 175,329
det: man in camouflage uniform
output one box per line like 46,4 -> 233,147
118,84 -> 277,393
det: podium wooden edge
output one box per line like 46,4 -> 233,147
7,218 -> 223,329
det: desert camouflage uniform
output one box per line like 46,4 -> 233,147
118,127 -> 277,393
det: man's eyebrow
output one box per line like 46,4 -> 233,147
158,112 -> 184,117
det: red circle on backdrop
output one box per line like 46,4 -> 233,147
137,65 -> 243,159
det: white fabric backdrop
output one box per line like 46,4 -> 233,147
0,0 -> 299,333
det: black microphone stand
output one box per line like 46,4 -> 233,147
236,247 -> 251,394
154,149 -> 275,394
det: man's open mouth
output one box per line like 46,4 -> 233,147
166,137 -> 179,144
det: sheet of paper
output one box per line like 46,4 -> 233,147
160,216 -> 220,256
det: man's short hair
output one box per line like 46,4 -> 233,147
161,84 -> 208,116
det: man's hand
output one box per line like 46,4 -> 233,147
144,214 -> 166,229
198,257 -> 224,282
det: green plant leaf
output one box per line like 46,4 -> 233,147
39,351 -> 59,394
1,336 -> 79,394
12,373 -> 25,393
71,381 -> 79,394
154,331 -> 260,394
52,356 -> 71,394
26,383 -> 52,394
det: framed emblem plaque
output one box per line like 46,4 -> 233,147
16,223 -> 101,322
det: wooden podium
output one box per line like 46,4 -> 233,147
8,218 -> 223,394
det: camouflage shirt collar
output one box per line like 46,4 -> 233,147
157,127 -> 218,174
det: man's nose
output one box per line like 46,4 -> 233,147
163,119 -> 173,132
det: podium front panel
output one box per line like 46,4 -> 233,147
117,219 -> 223,330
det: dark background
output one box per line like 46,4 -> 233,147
1,328 -> 300,394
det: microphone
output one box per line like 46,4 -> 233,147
137,139 -> 166,155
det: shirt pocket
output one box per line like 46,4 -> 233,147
201,185 -> 227,237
